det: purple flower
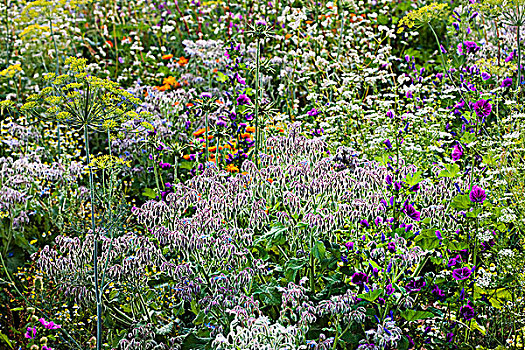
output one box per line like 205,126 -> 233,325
359,219 -> 370,228
236,74 -> 246,85
307,108 -> 319,117
387,242 -> 396,253
39,318 -> 62,330
385,284 -> 394,295
118,57 -> 124,64
431,285 -> 445,300
505,51 -> 514,63
216,119 -> 227,127
451,144 -> 463,161
384,139 -> 392,149
447,254 -> 462,267
236,94 -> 251,105
436,73 -> 443,81
24,326 -> 36,339
459,301 -> 475,320
481,72 -> 491,81
463,41 -> 480,54
469,185 -> 486,203
473,99 -> 492,118
406,90 -> 413,98
452,267 -> 472,280
351,272 -> 369,286
501,77 -> 513,88
386,110 -> 394,118
385,175 -> 393,185
446,333 -> 454,342
344,241 -> 354,250
405,278 -> 426,293
200,92 -> 212,99
404,204 -> 421,221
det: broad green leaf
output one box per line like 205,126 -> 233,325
357,288 -> 383,302
451,194 -> 472,210
415,229 -> 440,251
438,163 -> 460,178
142,188 -> 158,199
0,331 -> 13,349
312,241 -> 326,260
406,171 -> 422,187
400,309 -> 434,321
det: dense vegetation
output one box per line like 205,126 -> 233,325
1,0 -> 525,349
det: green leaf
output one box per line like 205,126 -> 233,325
406,171 -> 422,187
451,194 -> 472,210
0,331 -> 13,349
142,188 -> 158,199
461,132 -> 476,145
215,71 -> 228,83
284,258 -> 307,282
312,241 -> 326,260
482,151 -> 497,167
415,229 -> 440,251
400,309 -> 434,321
357,288 -> 383,302
438,163 -> 460,178
181,333 -> 211,350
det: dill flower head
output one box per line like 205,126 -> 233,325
14,56 -> 151,130
0,64 -> 23,78
87,155 -> 131,170
397,3 -> 449,33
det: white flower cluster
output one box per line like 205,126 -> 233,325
498,207 -> 517,223
477,230 -> 494,242
212,315 -> 306,350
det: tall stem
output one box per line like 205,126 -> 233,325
205,111 -> 209,162
255,36 -> 260,168
50,19 -> 61,156
517,24 -> 522,94
84,125 -> 102,350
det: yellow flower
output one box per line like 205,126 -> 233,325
225,164 -> 239,173
397,3 -> 448,33
0,64 -> 22,78
87,155 -> 131,170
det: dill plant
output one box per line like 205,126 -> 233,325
2,56 -> 150,350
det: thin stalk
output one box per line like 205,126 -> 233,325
517,24 -> 522,95
255,36 -> 260,168
84,125 -> 102,350
49,19 -> 61,156
205,111 -> 209,162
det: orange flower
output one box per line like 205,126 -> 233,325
246,126 -> 256,133
285,34 -> 292,39
207,135 -> 214,140
240,133 -> 251,139
162,54 -> 174,60
163,76 -> 177,86
267,178 -> 273,183
226,164 -> 239,173
209,146 -> 217,152
186,103 -> 193,107
305,20 -> 313,24
156,85 -> 169,91
193,128 -> 206,137
216,100 -> 224,104
178,56 -> 189,66
213,68 -> 218,73
183,154 -> 191,160
105,40 -> 114,48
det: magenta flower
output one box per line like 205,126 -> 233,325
39,318 -> 62,330
404,204 -> 421,221
351,272 -> 369,286
452,266 -> 472,280
463,41 -> 480,54
473,99 -> 492,118
469,185 -> 486,203
459,301 -> 475,320
236,94 -> 251,105
307,108 -> 319,117
24,326 -> 36,339
501,77 -> 513,88
451,144 -> 463,161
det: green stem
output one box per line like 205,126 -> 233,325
517,24 -> 521,95
84,125 -> 102,350
255,36 -> 260,168
49,19 -> 61,156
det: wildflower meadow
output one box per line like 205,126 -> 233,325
1,0 -> 525,349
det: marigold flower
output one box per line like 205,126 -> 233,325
226,164 -> 239,172
178,56 -> 189,66
162,54 -> 174,60
193,128 -> 206,137
246,126 -> 256,133
240,133 -> 251,138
